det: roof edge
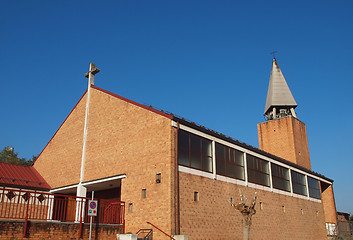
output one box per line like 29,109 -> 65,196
0,183 -> 51,192
92,86 -> 173,119
33,90 -> 88,165
34,85 -> 173,166
174,116 -> 333,183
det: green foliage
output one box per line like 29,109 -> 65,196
350,214 -> 353,221
0,147 -> 36,166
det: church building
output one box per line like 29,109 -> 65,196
32,59 -> 337,239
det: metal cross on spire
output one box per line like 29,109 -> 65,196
270,50 -> 278,59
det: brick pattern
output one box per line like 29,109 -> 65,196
179,172 -> 327,240
321,185 -> 337,224
34,94 -> 87,188
32,87 -> 334,240
34,88 -> 176,239
257,116 -> 311,170
0,220 -> 123,239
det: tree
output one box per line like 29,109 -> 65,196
26,155 -> 37,166
0,147 -> 35,166
229,190 -> 257,240
350,215 -> 353,221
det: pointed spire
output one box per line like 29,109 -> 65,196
264,58 -> 297,120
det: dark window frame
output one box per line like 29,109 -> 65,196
291,170 -> 307,196
271,163 -> 290,192
215,143 -> 245,180
307,176 -> 321,200
178,130 -> 213,173
246,155 -> 270,187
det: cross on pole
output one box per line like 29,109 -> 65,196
84,63 -> 100,86
80,62 -> 100,184
270,50 -> 278,59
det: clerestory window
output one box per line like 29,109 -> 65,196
215,143 -> 245,180
271,163 -> 290,192
291,170 -> 307,196
308,176 -> 321,200
247,155 -> 270,187
178,130 -> 213,172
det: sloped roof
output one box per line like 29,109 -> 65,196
34,85 -> 333,183
33,86 -> 173,165
0,162 -> 50,190
95,87 -> 332,182
264,58 -> 297,115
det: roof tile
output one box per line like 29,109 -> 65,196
0,163 -> 51,190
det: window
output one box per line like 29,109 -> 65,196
215,143 -> 244,180
178,130 -> 212,172
246,155 -> 270,187
307,176 -> 321,200
194,192 -> 199,202
291,171 -> 307,196
142,189 -> 147,199
128,203 -> 133,213
271,163 -> 290,192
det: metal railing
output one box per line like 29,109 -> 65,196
147,222 -> 175,240
136,229 -> 153,240
0,187 -> 125,237
103,202 -> 125,224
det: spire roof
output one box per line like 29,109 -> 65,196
264,58 -> 297,115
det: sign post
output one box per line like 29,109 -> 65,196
88,191 -> 98,240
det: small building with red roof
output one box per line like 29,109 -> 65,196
0,162 -> 50,191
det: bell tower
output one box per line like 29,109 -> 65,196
257,58 -> 311,170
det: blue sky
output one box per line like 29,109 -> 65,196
1,1 -> 352,214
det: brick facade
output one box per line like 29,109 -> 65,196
257,116 -> 311,170
321,184 -> 337,225
179,172 -> 327,240
257,116 -> 337,235
34,87 -> 176,239
0,220 -> 123,240
32,86 -> 335,239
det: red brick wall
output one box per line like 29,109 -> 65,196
257,116 -> 311,170
0,220 -> 123,239
179,172 -> 327,240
